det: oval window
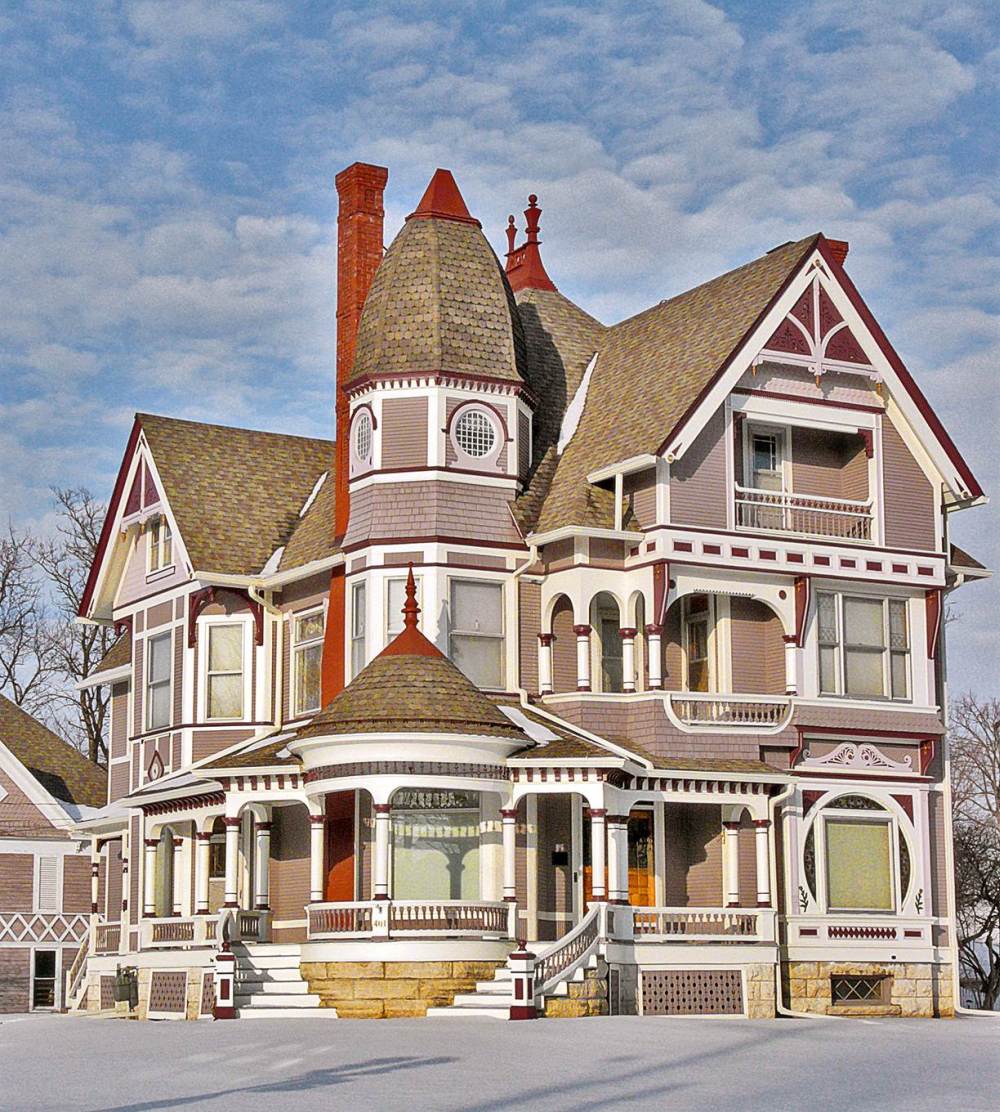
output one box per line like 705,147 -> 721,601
353,410 -> 373,464
454,408 -> 496,458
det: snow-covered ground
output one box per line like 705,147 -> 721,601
1,1012 -> 998,1111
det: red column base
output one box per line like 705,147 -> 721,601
509,1005 -> 537,1020
214,1004 -> 237,1020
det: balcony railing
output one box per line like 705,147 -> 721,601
735,484 -> 872,541
628,906 -> 776,943
307,899 -> 515,941
94,922 -> 122,955
669,692 -> 791,729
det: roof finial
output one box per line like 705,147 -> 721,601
505,192 -> 557,293
524,194 -> 541,245
505,214 -> 517,257
403,564 -> 420,630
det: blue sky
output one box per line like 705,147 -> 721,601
2,0 -> 997,694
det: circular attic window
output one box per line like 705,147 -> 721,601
353,410 -> 373,464
454,408 -> 497,458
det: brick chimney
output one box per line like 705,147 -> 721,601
322,161 -> 387,705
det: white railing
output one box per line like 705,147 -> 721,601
307,899 -> 515,941
94,922 -> 122,955
669,692 -> 790,728
65,938 -> 89,1009
735,484 -> 872,541
628,906 -> 776,943
140,914 -> 220,950
532,903 -> 605,998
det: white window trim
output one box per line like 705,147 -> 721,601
350,582 -> 367,679
681,594 -> 717,694
198,615 -> 253,723
815,806 -> 898,915
291,604 -> 326,718
146,516 -> 175,579
29,947 -> 62,1012
447,576 -> 506,690
451,403 -> 503,467
742,421 -> 789,492
351,408 -> 374,470
144,630 -> 174,732
816,592 -> 911,702
34,853 -> 63,913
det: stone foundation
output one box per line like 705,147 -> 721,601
85,964 -> 209,1021
745,963 -> 777,1018
543,960 -> 609,1018
301,960 -> 507,1018
783,962 -> 954,1018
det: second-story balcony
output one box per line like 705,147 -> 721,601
668,691 -> 791,729
734,484 -> 873,542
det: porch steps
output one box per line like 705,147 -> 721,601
427,960 -> 589,1019
232,943 -> 337,1020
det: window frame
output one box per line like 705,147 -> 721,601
146,516 -> 174,577
385,574 -> 423,643
199,617 -> 251,723
351,406 -> 374,469
145,630 -> 173,732
681,594 -> 715,694
34,854 -> 61,913
814,592 -> 911,702
350,581 -> 367,679
447,577 -> 506,691
742,422 -> 788,492
290,605 -> 325,718
450,403 -> 502,466
818,809 -> 898,914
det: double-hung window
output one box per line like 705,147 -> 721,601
145,632 -> 172,730
449,579 -> 504,689
351,583 -> 366,678
292,610 -> 324,716
817,593 -> 910,700
683,594 -> 712,693
147,517 -> 173,574
206,624 -> 244,720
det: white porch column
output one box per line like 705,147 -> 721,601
723,821 -> 741,907
373,803 -> 392,900
607,814 -> 629,903
645,624 -> 663,689
783,635 -> 798,695
619,628 -> 637,693
90,838 -> 100,919
754,819 -> 772,907
223,817 -> 241,908
171,837 -> 184,915
309,815 -> 325,903
501,808 -> 518,902
254,821 -> 271,910
195,831 -> 211,914
573,623 -> 592,692
143,837 -> 157,916
537,634 -> 554,695
589,809 -> 607,900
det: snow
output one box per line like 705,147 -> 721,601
2,1012 -> 997,1111
498,705 -> 560,743
557,352 -> 598,455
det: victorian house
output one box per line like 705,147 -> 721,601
70,163 -> 987,1020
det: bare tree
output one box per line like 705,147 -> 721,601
950,692 -> 1000,1008
34,488 -> 113,765
0,524 -> 54,710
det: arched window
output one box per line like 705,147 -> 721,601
352,409 -> 373,467
453,407 -> 498,460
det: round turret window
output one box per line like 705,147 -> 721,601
454,408 -> 497,458
353,410 -> 373,464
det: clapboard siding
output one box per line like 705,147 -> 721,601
670,409 -> 727,528
882,418 -> 937,550
380,397 -> 428,469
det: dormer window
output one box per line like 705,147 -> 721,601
147,517 -> 173,574
453,407 -> 497,460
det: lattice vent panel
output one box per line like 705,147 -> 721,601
200,971 -> 215,1016
100,976 -> 115,1010
149,971 -> 187,1016
641,969 -> 743,1016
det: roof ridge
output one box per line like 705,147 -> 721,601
138,412 -> 334,448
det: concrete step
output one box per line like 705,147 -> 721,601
235,992 -> 323,1008
235,967 -> 303,983
238,980 -> 313,996
238,944 -> 301,958
473,980 -> 515,994
236,955 -> 303,971
450,993 -> 515,1009
236,1007 -> 338,1019
426,1005 -> 508,1019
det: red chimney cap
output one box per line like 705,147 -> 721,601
407,169 -> 481,227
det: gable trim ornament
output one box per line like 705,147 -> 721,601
801,742 -> 912,773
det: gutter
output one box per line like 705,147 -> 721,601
526,525 -> 645,548
193,552 -> 344,592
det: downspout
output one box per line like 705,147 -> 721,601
510,542 -> 538,706
248,585 -> 283,732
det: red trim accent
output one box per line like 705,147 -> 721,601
815,236 -> 981,497
79,417 -> 143,617
506,194 -> 557,293
538,633 -> 553,647
652,560 -> 670,627
407,168 -> 480,227
925,589 -> 943,660
920,737 -> 936,776
860,429 -> 874,459
752,819 -> 771,829
801,790 -> 823,815
891,794 -> 914,821
794,576 -> 810,647
572,624 -> 591,636
374,803 -> 393,815
618,627 -> 637,639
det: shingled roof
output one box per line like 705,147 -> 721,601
90,633 -> 131,677
526,235 -> 819,534
349,174 -> 528,386
0,695 -> 106,809
139,414 -> 335,575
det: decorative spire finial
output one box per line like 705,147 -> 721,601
505,192 -> 556,293
524,195 -> 541,245
505,214 -> 517,256
403,564 -> 420,629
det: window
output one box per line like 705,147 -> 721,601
292,609 -> 324,716
206,623 -> 244,720
831,974 -> 887,1005
146,632 -> 172,730
32,950 -> 57,1009
751,431 -> 783,491
386,575 -> 422,640
449,579 -> 504,689
209,839 -> 226,880
825,818 -> 893,911
147,517 -> 173,573
454,407 -> 497,459
815,593 -> 910,700
353,409 -> 373,465
391,790 -> 480,900
684,594 -> 711,693
351,582 -> 366,678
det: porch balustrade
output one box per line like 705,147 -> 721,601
306,899 -> 515,941
669,692 -> 790,728
627,906 -> 777,943
735,484 -> 872,541
94,922 -> 122,955
140,914 -> 218,950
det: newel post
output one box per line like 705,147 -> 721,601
508,943 -> 537,1020
213,943 -> 237,1020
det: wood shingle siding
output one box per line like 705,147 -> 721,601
518,579 -> 541,694
380,397 -> 428,469
550,597 -> 577,693
0,949 -> 30,1013
0,853 -> 34,911
624,469 -> 657,529
669,409 -> 728,529
63,855 -> 92,914
882,417 -> 937,550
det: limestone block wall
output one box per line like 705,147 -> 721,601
301,959 -> 506,1019
783,961 -> 954,1018
544,960 -> 609,1018
744,963 -> 777,1019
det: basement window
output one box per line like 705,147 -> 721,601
830,974 -> 888,1006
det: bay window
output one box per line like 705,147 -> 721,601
391,790 -> 480,900
206,623 -> 244,720
449,579 -> 504,689
145,632 -> 172,730
816,593 -> 910,700
292,609 -> 324,716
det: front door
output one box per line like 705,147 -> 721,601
324,791 -> 356,901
